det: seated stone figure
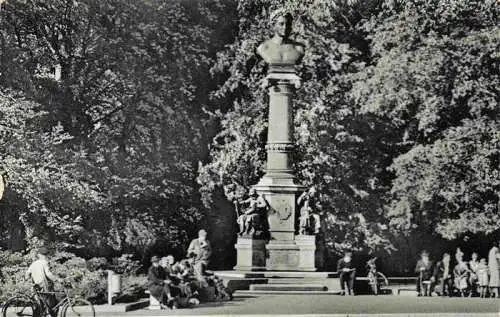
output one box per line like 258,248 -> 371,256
235,188 -> 269,237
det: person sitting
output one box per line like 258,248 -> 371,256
146,256 -> 180,309
160,255 -> 175,275
477,258 -> 489,298
433,253 -> 453,297
415,250 -> 433,296
337,251 -> 356,296
454,258 -> 471,297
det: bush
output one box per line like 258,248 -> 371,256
0,250 -> 106,303
115,274 -> 147,303
0,250 -> 149,304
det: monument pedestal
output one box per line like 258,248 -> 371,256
234,238 -> 266,271
295,235 -> 317,271
266,241 -> 299,271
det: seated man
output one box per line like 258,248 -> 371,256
146,256 -> 180,309
337,251 -> 356,296
160,255 -> 175,274
415,250 -> 433,296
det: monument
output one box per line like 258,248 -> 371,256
234,9 -> 317,272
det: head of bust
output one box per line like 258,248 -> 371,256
270,9 -> 293,39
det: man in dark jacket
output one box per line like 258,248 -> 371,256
415,250 -> 433,296
433,252 -> 453,296
147,256 -> 180,309
337,251 -> 356,295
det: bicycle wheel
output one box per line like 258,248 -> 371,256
61,298 -> 94,317
1,295 -> 39,317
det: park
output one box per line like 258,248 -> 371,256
0,0 -> 499,316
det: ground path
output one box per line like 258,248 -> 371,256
4,294 -> 499,317
101,294 -> 499,317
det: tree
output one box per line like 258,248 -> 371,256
353,0 -> 499,239
199,0 -> 499,263
0,0 -> 234,257
199,0 -> 394,257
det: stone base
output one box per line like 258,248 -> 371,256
266,242 -> 300,271
234,238 -> 266,271
265,236 -> 316,271
295,235 -> 317,271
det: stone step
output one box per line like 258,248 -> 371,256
250,284 -> 328,291
235,290 -> 341,295
268,278 -> 330,284
215,270 -> 338,279
223,278 -> 268,291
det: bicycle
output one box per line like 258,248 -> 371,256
1,283 -> 95,317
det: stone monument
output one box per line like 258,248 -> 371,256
251,9 -> 315,271
233,188 -> 269,271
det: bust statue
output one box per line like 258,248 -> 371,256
257,9 -> 305,67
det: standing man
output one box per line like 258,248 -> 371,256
337,251 -> 356,296
415,250 -> 433,296
25,247 -> 59,317
433,252 -> 453,296
187,229 -> 212,279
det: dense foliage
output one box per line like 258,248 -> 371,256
0,0 -> 498,275
198,0 -> 499,259
0,0 -> 234,258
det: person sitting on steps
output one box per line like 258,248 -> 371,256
146,256 -> 180,309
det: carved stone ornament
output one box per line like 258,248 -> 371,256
265,142 -> 294,152
275,198 -> 292,222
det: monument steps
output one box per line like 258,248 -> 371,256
267,277 -> 332,284
216,270 -> 342,295
250,284 -> 328,291
234,290 -> 342,295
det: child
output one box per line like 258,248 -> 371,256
366,257 -> 388,295
454,259 -> 470,297
477,258 -> 489,298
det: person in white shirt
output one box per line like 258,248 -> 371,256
187,229 -> 211,279
26,247 -> 59,316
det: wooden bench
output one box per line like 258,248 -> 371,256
356,276 -> 419,295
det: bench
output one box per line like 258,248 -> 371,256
355,276 -> 419,295
144,290 -> 161,310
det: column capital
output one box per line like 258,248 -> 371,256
262,72 -> 301,89
265,142 -> 294,152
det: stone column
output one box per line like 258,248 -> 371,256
253,69 -> 308,271
251,9 -> 315,271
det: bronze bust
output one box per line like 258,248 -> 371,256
257,9 -> 305,67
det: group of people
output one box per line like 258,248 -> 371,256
146,229 -> 232,309
416,242 -> 500,298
